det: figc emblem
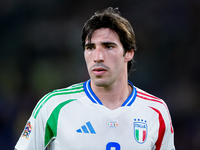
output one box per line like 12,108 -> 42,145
134,119 -> 147,143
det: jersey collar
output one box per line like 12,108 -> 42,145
83,80 -> 137,107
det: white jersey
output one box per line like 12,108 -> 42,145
15,80 -> 175,150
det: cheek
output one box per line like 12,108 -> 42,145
84,51 -> 89,62
109,56 -> 123,70
84,52 -> 92,68
113,55 -> 126,72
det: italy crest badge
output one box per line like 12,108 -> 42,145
134,119 -> 147,143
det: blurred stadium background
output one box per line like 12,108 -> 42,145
0,0 -> 199,149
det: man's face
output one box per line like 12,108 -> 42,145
84,28 -> 133,88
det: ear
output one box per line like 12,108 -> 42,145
124,49 -> 134,62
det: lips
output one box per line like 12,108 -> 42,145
92,67 -> 107,76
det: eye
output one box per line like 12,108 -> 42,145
105,45 -> 113,50
104,43 -> 116,50
85,45 -> 95,51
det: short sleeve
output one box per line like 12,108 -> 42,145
15,110 -> 46,150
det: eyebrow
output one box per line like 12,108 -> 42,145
84,42 -> 117,47
102,42 -> 117,46
84,43 -> 95,48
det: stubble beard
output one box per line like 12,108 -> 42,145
89,63 -> 112,87
90,73 -> 117,90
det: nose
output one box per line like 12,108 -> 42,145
94,47 -> 104,63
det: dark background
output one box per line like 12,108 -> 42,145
0,0 -> 200,149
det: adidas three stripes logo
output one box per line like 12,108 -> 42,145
76,121 -> 96,134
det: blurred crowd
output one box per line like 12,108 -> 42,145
0,0 -> 199,149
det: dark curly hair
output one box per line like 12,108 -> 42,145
82,7 -> 137,73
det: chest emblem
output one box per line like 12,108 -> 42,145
108,121 -> 118,128
133,119 -> 147,143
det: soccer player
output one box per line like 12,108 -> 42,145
15,7 -> 175,150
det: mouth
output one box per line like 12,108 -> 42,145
92,67 -> 107,76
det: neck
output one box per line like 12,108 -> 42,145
90,78 -> 133,110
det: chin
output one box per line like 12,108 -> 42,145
92,78 -> 112,87
93,80 -> 107,87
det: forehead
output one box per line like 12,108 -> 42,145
86,28 -> 121,43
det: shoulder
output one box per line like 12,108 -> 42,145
32,82 -> 85,119
135,86 -> 174,131
135,87 -> 166,107
135,87 -> 170,117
